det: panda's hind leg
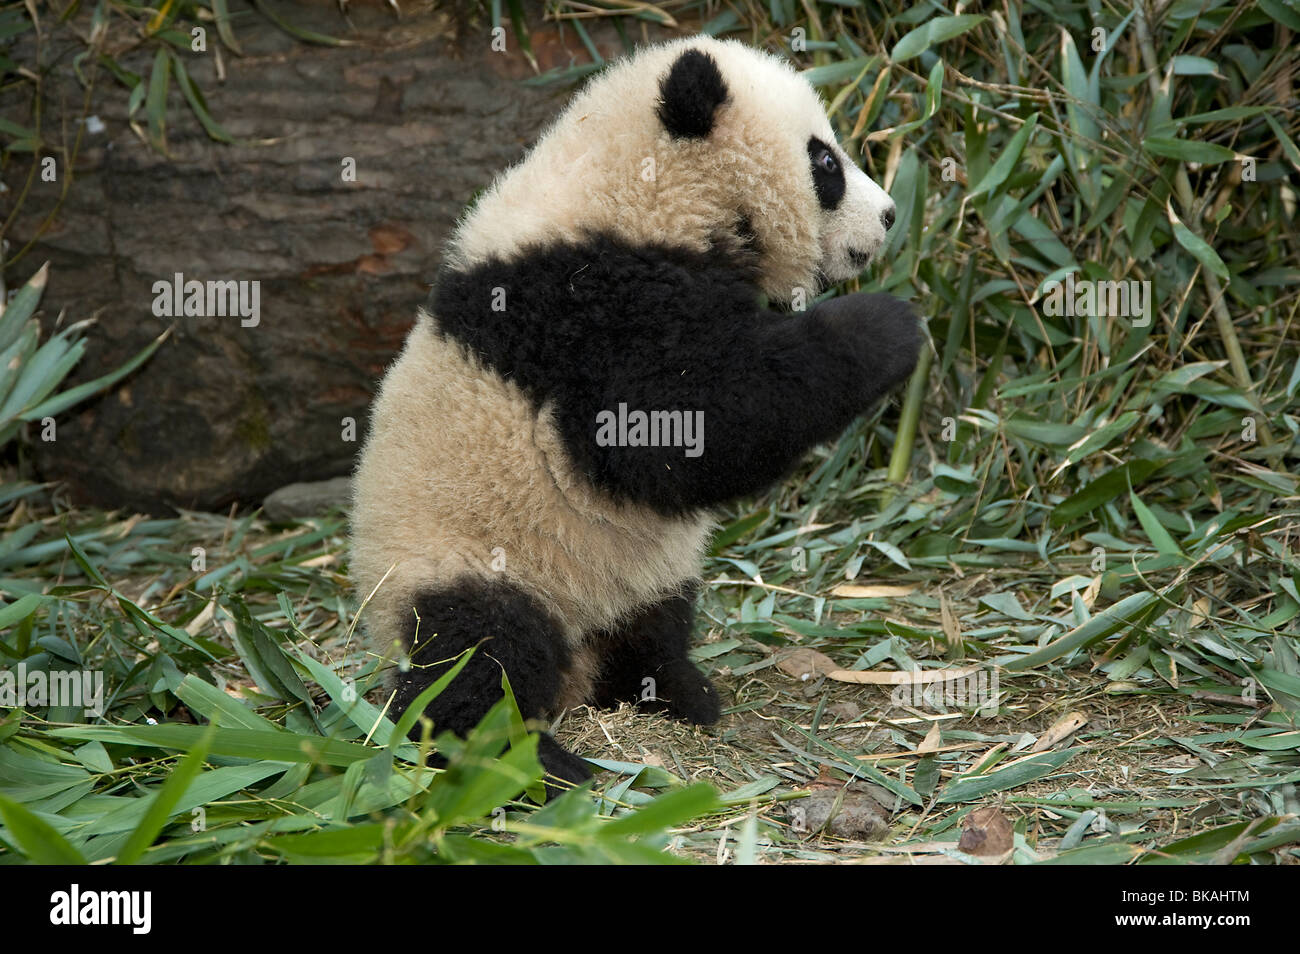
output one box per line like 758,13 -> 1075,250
390,578 -> 592,794
590,582 -> 722,725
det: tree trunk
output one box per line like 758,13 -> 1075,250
2,2 -> 587,513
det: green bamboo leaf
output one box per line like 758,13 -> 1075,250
1133,493 -> 1185,561
115,725 -> 215,864
1168,211 -> 1230,281
1004,416 -> 1088,447
264,824 -> 385,861
49,723 -> 377,766
1064,411 -> 1141,465
1037,842 -> 1144,864
210,0 -> 243,54
0,320 -> 39,408
1004,592 -> 1161,670
710,510 -> 768,553
63,531 -> 110,587
891,15 -> 987,62
505,0 -> 537,72
145,47 -> 170,151
0,592 -> 46,628
1152,360 -> 1227,391
1257,667 -> 1300,703
0,117 -> 37,141
80,763 -> 284,838
603,782 -> 718,835
22,327 -> 167,421
1236,730 -> 1300,751
227,599 -> 315,708
1176,105 -> 1271,125
423,700 -> 542,826
968,113 -> 1039,201
1058,26 -> 1099,189
1259,0 -> 1300,30
1139,818 -> 1288,865
292,651 -> 406,750
1050,459 -> 1166,526
1264,113 -> 1300,174
938,748 -> 1081,803
170,53 -> 234,143
1171,55 -> 1222,77
0,262 -> 48,352
892,58 -> 945,136
388,647 -> 476,748
0,794 -> 87,863
174,674 -> 282,731
1143,137 -> 1236,164
800,54 -> 876,88
250,0 -> 348,46
0,333 -> 82,423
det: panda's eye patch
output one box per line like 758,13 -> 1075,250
807,136 -> 845,211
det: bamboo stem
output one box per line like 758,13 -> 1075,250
887,342 -> 933,486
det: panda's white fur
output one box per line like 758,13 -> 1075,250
351,35 -> 916,783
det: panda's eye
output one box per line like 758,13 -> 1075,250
808,136 -> 846,210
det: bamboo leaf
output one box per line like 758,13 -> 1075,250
891,15 -> 987,63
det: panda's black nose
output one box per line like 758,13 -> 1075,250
881,204 -> 896,231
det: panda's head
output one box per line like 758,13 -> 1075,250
449,37 -> 896,302
650,40 -> 897,298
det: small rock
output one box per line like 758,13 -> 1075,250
791,786 -> 889,841
262,476 -> 352,521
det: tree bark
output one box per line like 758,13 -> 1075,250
2,2 -> 588,513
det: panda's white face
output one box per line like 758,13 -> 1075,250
804,132 -> 897,286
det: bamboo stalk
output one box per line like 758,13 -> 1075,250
887,341 -> 933,487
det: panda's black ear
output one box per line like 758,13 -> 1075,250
657,49 -> 728,139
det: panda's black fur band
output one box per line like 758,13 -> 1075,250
392,576 -> 721,792
391,578 -> 594,791
430,233 -> 922,517
657,49 -> 729,138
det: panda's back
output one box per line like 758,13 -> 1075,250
351,310 -> 713,649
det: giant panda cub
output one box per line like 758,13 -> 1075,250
351,35 -> 922,788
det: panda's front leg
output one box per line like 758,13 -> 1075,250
589,582 -> 721,725
566,289 -> 923,514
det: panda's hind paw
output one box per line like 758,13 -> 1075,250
657,660 -> 722,726
537,732 -> 593,800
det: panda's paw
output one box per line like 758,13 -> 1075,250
654,659 -> 723,726
814,291 -> 923,388
537,732 -> 593,799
